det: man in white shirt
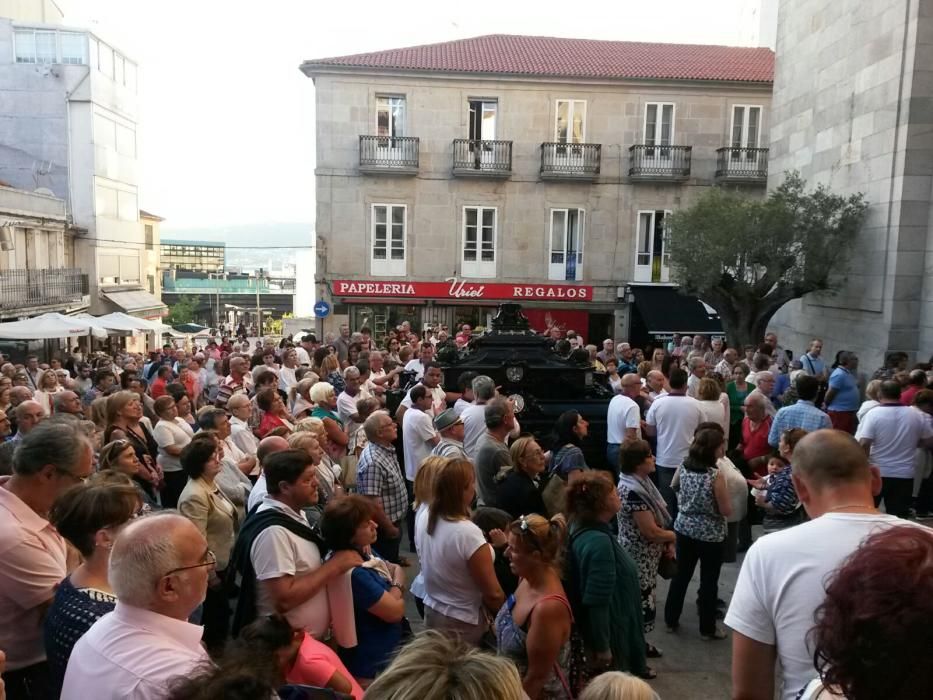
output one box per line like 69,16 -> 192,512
686,356 -> 706,398
462,375 -> 496,459
228,393 -> 260,460
606,373 -> 643,478
62,514 -> 212,700
237,450 -> 361,637
246,435 -> 289,513
855,380 -> 933,518
403,343 -> 435,382
395,363 -> 447,424
726,429 -> 922,700
336,366 -> 363,425
295,334 -> 317,367
402,385 -> 440,482
645,368 -> 702,519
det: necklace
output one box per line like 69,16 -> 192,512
825,504 -> 879,514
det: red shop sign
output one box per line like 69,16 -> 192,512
332,277 -> 593,301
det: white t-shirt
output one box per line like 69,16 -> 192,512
461,403 -> 488,459
400,384 -> 446,417
453,397 -> 471,416
278,366 -> 298,394
402,407 -> 438,481
251,498 -> 329,637
152,417 -> 194,472
606,394 -> 641,443
725,513 -> 922,700
645,394 -> 702,469
855,405 -> 933,478
295,346 -> 311,366
697,399 -> 729,435
247,473 -> 267,512
419,516 -> 491,625
336,390 -> 361,425
410,504 -> 429,600
404,359 -> 425,380
686,372 -> 702,398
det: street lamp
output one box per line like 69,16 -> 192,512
255,267 -> 265,336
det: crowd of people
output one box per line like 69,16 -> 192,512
0,320 -> 931,700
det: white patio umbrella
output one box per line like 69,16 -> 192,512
0,312 -> 109,340
74,312 -> 143,335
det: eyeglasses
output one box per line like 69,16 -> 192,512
164,550 -> 216,577
57,468 -> 90,484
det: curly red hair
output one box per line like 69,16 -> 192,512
811,525 -> 933,699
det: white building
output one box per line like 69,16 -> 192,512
0,1 -> 166,322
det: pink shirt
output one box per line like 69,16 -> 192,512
61,602 -> 210,700
0,482 -> 69,670
286,634 -> 364,699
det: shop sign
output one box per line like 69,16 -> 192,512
332,277 -> 593,301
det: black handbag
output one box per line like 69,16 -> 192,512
658,553 -> 678,580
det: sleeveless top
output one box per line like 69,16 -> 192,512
495,592 -> 573,699
674,464 -> 727,542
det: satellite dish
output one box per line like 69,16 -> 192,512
34,187 -> 55,197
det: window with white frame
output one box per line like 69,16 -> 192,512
730,105 -> 762,160
555,100 -> 586,143
634,210 -> 671,283
549,208 -> 585,281
643,103 -> 675,157
462,206 -> 496,278
14,29 -> 86,65
376,96 -> 405,138
371,204 -> 406,276
468,100 -> 497,141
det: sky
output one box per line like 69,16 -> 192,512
61,0 -> 771,231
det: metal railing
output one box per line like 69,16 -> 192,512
715,146 -> 769,181
452,139 -> 513,173
629,144 -> 692,178
359,135 -> 419,170
540,142 -> 601,177
0,268 -> 88,310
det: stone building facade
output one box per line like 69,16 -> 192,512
302,35 -> 773,343
768,0 -> 933,369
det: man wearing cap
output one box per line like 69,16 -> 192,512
432,409 -> 467,460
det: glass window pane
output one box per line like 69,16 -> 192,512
15,30 -> 36,63
35,31 -> 55,64
747,107 -> 760,148
391,98 -> 405,138
551,210 -> 566,253
391,207 -> 404,226
660,105 -> 673,145
60,33 -> 86,65
572,101 -> 585,143
375,206 -> 386,225
645,104 -> 657,143
481,103 -> 496,141
732,106 -> 744,147
556,101 -> 569,142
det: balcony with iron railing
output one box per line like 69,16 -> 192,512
359,136 -> 419,175
629,145 -> 692,181
540,142 -> 601,180
715,146 -> 769,184
0,268 -> 89,312
452,139 -> 512,177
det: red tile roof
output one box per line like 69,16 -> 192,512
302,34 -> 773,84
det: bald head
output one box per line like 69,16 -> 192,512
793,429 -> 871,490
10,386 -> 33,406
109,513 -> 206,613
15,400 -> 44,434
257,435 -> 289,465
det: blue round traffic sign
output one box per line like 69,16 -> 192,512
313,301 -> 331,318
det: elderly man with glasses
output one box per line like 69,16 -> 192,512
0,422 -> 93,699
61,513 -> 213,700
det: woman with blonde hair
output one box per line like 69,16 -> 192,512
309,381 -> 349,461
418,458 -> 505,644
290,373 -> 319,419
410,455 -> 449,616
578,672 -> 658,700
495,513 -> 573,699
33,368 -> 62,416
364,629 -> 524,700
495,436 -> 548,519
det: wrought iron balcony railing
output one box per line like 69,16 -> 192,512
540,142 -> 601,179
715,146 -> 769,183
452,139 -> 512,176
629,144 -> 692,180
359,135 -> 419,173
0,268 -> 89,310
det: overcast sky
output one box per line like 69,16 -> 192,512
62,0 -> 770,231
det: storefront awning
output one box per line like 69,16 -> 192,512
102,289 -> 168,318
630,285 -> 722,335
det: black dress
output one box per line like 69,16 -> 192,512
496,469 -> 547,519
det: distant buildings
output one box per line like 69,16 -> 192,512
0,0 -> 167,322
160,239 -> 226,274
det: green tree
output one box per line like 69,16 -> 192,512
166,295 -> 197,326
667,172 -> 869,348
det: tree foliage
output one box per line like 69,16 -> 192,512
165,295 -> 197,326
667,172 -> 869,347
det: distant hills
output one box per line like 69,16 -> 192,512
160,223 -> 314,248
